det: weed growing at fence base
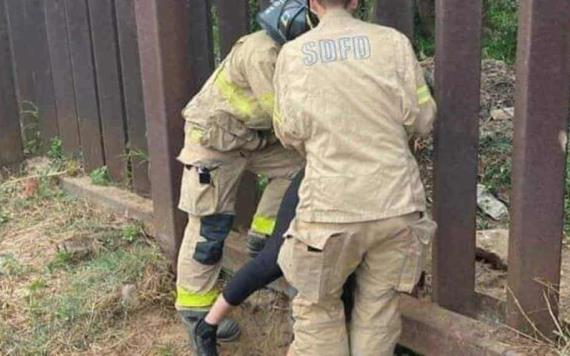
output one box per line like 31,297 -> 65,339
90,166 -> 111,186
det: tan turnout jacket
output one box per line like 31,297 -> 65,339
178,31 -> 279,163
274,9 -> 437,223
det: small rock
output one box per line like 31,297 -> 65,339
56,240 -> 94,261
121,284 -> 139,307
477,184 -> 509,221
476,229 -> 509,270
491,107 -> 514,121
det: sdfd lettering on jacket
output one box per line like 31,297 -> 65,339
302,35 -> 371,66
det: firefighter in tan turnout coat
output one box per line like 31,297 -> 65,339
175,0 -> 313,345
274,0 -> 438,355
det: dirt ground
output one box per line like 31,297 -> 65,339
0,162 -> 292,356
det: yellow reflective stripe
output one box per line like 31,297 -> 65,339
215,68 -> 262,118
190,128 -> 205,143
176,287 -> 219,309
417,85 -> 431,105
259,92 -> 275,114
273,109 -> 283,125
251,215 -> 276,236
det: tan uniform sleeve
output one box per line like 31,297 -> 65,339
400,36 -> 437,137
273,51 -> 306,156
243,47 -> 278,120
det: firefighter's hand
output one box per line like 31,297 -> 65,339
241,131 -> 275,152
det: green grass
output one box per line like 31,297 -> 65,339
411,0 -> 518,63
483,0 -> 518,64
90,166 -> 111,186
479,132 -> 513,196
0,167 -> 173,355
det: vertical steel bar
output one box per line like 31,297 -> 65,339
373,0 -> 415,41
507,0 -> 570,337
65,0 -> 105,172
217,0 -> 248,57
217,0 -> 257,229
431,0 -> 482,315
44,0 -> 81,156
135,0 -> 190,263
115,0 -> 151,196
88,0 -> 128,183
6,0 -> 59,148
188,0 -> 214,95
259,0 -> 271,11
0,0 -> 23,167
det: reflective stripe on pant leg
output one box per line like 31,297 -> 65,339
251,214 -> 277,236
252,178 -> 292,236
176,286 -> 220,310
176,215 -> 231,311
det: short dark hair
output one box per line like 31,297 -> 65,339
317,0 -> 352,7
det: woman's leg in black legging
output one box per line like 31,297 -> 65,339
222,169 -> 303,306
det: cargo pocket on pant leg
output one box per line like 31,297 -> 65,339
278,225 -> 341,303
179,164 -> 221,216
396,216 -> 437,293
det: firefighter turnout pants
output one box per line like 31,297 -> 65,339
278,213 -> 436,356
176,142 -> 303,311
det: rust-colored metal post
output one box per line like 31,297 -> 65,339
218,0 -> 248,58
44,0 -> 81,156
115,0 -> 151,196
135,0 -> 191,264
65,0 -> 105,172
217,0 -> 258,230
88,0 -> 128,183
0,0 -> 23,167
431,0 -> 482,315
373,0 -> 414,41
507,0 -> 570,337
6,0 -> 59,149
188,0 -> 214,94
259,0 -> 271,11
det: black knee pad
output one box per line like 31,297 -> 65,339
193,214 -> 235,265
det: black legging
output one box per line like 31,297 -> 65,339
222,170 -> 356,316
222,170 -> 303,306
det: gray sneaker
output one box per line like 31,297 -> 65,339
179,310 -> 241,343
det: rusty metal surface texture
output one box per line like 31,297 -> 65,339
5,0 -> 59,147
115,0 -> 151,196
217,0 -> 248,58
44,0 -> 81,156
431,0 -> 483,316
0,0 -> 23,167
135,0 -> 190,264
217,0 -> 258,229
88,0 -> 128,182
507,0 -> 570,337
65,0 -> 104,172
188,0 -> 214,95
373,0 -> 415,40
